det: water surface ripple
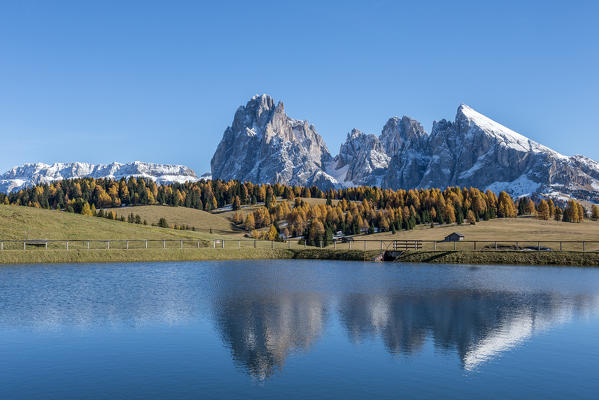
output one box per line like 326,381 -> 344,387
1,260 -> 598,399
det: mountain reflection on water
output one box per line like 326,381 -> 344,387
1,261 -> 598,380
210,262 -> 599,378
337,290 -> 589,371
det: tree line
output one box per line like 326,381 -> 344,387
0,177 -> 595,244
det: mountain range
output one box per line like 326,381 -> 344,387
0,161 -> 199,193
2,94 -> 599,203
211,95 -> 599,202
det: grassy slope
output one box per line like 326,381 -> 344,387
0,248 -> 294,264
365,217 -> 599,241
105,205 -> 241,235
2,204 -> 598,266
0,248 -> 376,265
2,247 -> 598,266
0,205 -> 219,241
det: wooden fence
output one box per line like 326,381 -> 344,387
1,238 -> 599,253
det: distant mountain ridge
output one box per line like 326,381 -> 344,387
0,161 -> 199,193
211,95 -> 599,202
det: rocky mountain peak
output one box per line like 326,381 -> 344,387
380,115 -> 427,156
211,96 -> 599,202
211,95 -> 333,187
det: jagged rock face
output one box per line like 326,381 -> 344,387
334,129 -> 389,186
380,116 -> 427,155
420,106 -> 599,202
420,105 -> 545,188
211,97 -> 599,202
380,116 -> 430,189
211,94 -> 333,187
0,161 -> 198,193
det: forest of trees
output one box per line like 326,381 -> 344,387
0,177 -> 593,245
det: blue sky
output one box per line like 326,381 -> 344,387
1,0 -> 597,175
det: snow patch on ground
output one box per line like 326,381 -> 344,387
485,174 -> 541,198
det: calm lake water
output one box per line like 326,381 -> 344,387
1,260 -> 598,399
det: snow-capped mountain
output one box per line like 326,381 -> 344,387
212,95 -> 599,202
0,161 -> 199,193
210,94 -> 332,186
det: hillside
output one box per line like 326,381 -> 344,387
105,205 -> 241,235
0,205 -> 217,241
359,217 -> 599,252
365,217 -> 599,242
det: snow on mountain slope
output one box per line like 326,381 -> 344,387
457,105 -> 567,159
211,96 -> 599,202
0,161 -> 199,193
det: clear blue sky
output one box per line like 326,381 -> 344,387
1,0 -> 597,175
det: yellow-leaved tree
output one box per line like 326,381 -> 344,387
537,200 -> 550,220
267,225 -> 279,241
81,202 -> 93,216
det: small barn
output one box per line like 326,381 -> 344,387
445,232 -> 464,242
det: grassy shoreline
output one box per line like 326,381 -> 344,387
393,250 -> 599,266
1,248 -> 598,266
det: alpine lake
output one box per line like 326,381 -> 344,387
1,260 -> 598,399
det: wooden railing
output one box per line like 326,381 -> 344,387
0,239 -> 598,253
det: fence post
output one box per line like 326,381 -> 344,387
334,241 -> 336,250
87,241 -> 90,250
45,242 -> 48,249
222,240 -> 224,249
348,241 -> 351,250
434,241 -> 437,250
197,241 -> 200,248
516,241 -> 519,250
238,240 -> 241,249
495,241 -> 497,250
66,241 -> 69,251
145,240 -> 148,249
163,240 -> 166,249
320,241 -> 323,248
380,241 -> 383,250
1,241 -> 3,250
126,241 -> 129,250
107,241 -> 110,250
180,240 -> 183,249
24,241 -> 26,250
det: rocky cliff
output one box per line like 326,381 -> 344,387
212,95 -> 599,202
210,94 -> 333,187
